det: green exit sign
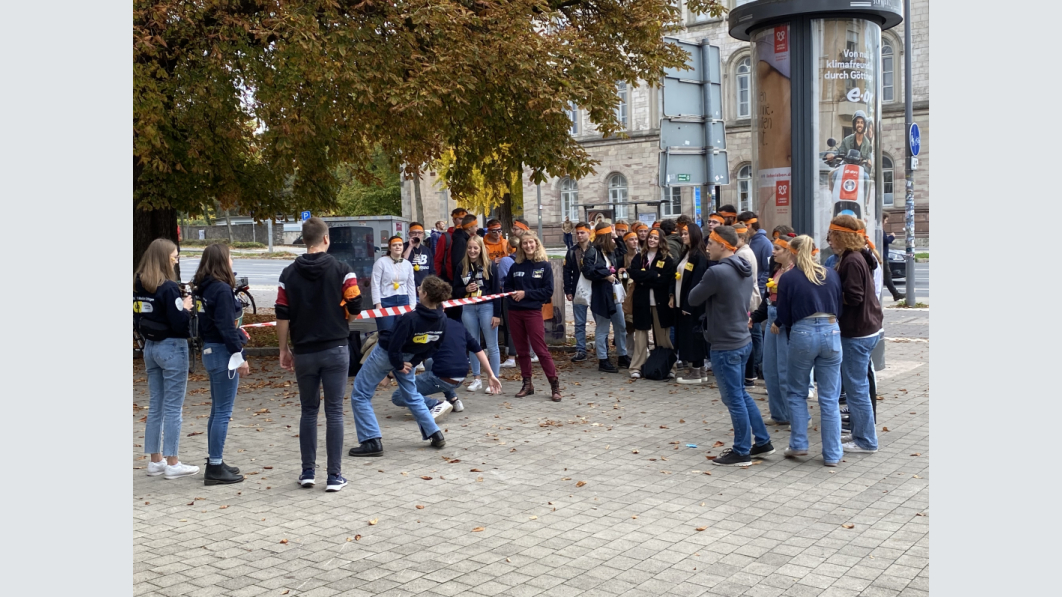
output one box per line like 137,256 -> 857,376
676,174 -> 690,182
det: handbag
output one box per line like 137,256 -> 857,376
574,274 -> 592,306
642,347 -> 677,381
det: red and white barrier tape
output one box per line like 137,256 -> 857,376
240,291 -> 516,328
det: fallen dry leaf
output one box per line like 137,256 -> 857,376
882,427 -> 890,432
279,539 -> 288,544
416,505 -> 425,510
477,477 -> 483,482
529,515 -> 538,520
472,527 -> 485,532
354,534 -> 362,541
187,431 -> 203,437
282,591 -> 289,595
842,523 -> 855,529
575,481 -> 587,488
368,518 -> 378,525
695,527 -> 707,532
421,476 -> 433,480
263,466 -> 273,470
219,505 -> 229,509
911,453 -> 921,456
631,449 -> 639,454
470,468 -> 482,472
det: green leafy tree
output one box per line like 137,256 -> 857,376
133,0 -> 725,269
334,153 -> 402,217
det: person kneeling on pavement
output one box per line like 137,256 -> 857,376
397,312 -> 502,420
348,276 -> 452,457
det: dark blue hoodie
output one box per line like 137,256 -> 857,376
379,302 -> 447,370
134,277 -> 191,340
194,275 -> 246,357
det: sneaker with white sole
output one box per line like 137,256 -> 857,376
451,398 -> 465,412
500,358 -> 516,368
531,354 -> 540,363
466,379 -> 483,392
325,474 -> 348,492
630,370 -> 641,379
164,462 -> 200,480
146,460 -> 168,477
299,469 -> 315,487
430,400 -> 453,420
711,448 -> 752,467
416,363 -> 425,372
841,441 -> 877,453
784,447 -> 809,458
840,433 -> 853,443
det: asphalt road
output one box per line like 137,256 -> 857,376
892,262 -> 930,295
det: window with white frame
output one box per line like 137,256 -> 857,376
736,56 -> 751,119
737,164 -> 752,212
661,186 -> 682,217
616,82 -> 628,129
568,103 -> 579,135
608,174 -> 629,219
845,29 -> 858,92
882,155 -> 894,206
882,41 -> 895,103
560,178 -> 579,221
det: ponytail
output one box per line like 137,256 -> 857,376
790,235 -> 826,286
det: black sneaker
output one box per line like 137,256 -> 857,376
429,430 -> 446,449
839,391 -> 848,405
617,355 -> 631,369
750,441 -> 775,458
571,351 -> 588,363
598,359 -> 618,373
712,448 -> 752,467
348,438 -> 383,457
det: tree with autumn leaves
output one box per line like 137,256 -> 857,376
133,0 -> 725,268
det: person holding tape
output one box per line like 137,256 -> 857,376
453,236 -> 502,394
372,235 -> 416,332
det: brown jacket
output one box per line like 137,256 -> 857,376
836,250 -> 883,337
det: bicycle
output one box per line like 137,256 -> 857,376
234,275 -> 256,315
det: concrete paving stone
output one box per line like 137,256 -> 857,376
855,586 -> 900,597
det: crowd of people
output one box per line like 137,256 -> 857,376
134,205 -> 886,490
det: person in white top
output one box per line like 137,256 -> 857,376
371,235 -> 417,332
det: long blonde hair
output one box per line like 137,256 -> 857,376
135,238 -> 178,293
460,236 -> 492,279
790,235 -> 827,285
514,232 -> 548,263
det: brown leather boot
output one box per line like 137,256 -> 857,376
515,377 -> 534,397
548,377 -> 562,402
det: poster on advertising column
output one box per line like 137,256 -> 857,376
751,25 -> 792,235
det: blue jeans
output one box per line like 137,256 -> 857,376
202,343 -> 241,465
573,303 -> 588,352
785,317 -> 843,464
351,344 -> 439,442
295,346 -> 349,476
841,335 -> 880,450
376,294 -> 409,332
393,358 -> 462,411
564,232 -> 573,249
143,338 -> 189,457
710,343 -> 770,455
763,306 -> 790,422
462,302 -> 500,377
594,309 -> 628,359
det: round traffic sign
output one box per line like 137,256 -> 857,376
909,124 -> 921,156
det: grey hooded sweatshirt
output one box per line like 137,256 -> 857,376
687,255 -> 755,351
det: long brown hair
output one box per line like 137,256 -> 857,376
642,229 -> 670,260
592,222 -> 616,255
193,243 -> 236,288
135,238 -> 178,293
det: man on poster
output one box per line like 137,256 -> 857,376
825,110 -> 873,172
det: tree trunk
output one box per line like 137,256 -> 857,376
134,202 -> 180,276
499,192 -> 513,232
219,201 -> 235,243
412,167 -> 426,224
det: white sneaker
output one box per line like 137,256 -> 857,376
430,401 -> 453,420
501,358 -> 516,368
531,354 -> 540,363
467,379 -> 483,392
451,399 -> 465,412
704,361 -> 712,371
840,433 -> 853,443
841,441 -> 878,454
630,370 -> 641,379
808,386 -> 816,398
146,460 -> 168,477
416,363 -> 425,372
164,462 -> 200,480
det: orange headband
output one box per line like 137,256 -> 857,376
733,223 -> 748,233
708,214 -> 725,224
623,231 -> 637,241
774,238 -> 790,250
462,218 -> 478,230
648,229 -> 662,237
652,221 -> 661,228
676,223 -> 687,231
709,231 -> 737,252
409,224 -> 424,232
487,224 -> 502,231
615,223 -> 629,231
745,218 -> 758,225
575,225 -> 591,233
453,210 -> 468,217
596,226 -> 613,236
388,235 -> 404,246
719,210 -> 737,218
513,221 -> 530,231
829,222 -> 875,250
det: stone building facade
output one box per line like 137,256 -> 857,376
402,0 -> 929,247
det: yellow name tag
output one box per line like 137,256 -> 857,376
656,260 -> 665,268
685,262 -> 694,271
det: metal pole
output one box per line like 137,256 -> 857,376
903,0 -> 916,305
267,217 -> 274,252
536,182 -> 543,240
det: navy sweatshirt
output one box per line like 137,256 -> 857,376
452,262 -> 502,317
773,267 -> 843,330
276,252 -> 363,355
503,259 -> 554,311
404,240 -> 434,288
134,277 -> 191,340
430,318 -> 483,379
194,275 -> 246,356
748,229 -> 774,298
379,303 -> 447,370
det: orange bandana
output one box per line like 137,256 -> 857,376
733,223 -> 748,234
596,226 -> 613,236
652,221 -> 661,228
623,231 -> 637,241
708,214 -> 725,225
513,221 -> 530,231
774,238 -> 790,250
615,224 -> 629,232
575,225 -> 591,234
409,224 -> 424,232
648,229 -> 662,238
719,210 -> 737,218
745,218 -> 758,225
462,218 -> 478,230
709,231 -> 736,252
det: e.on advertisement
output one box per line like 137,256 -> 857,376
751,25 -> 792,234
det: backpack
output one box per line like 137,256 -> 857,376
641,347 -> 676,381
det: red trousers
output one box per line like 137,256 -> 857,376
508,308 -> 558,379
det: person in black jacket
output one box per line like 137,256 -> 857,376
348,276 -> 453,457
276,217 -> 363,492
453,236 -> 502,394
135,238 -> 198,480
627,228 -> 676,379
192,244 -> 249,486
582,221 -> 628,372
562,222 -> 592,362
674,223 -> 709,383
504,232 -> 562,401
403,222 -> 434,292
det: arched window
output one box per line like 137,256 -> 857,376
608,174 -> 629,219
736,57 -> 751,119
882,41 -> 895,103
737,164 -> 752,212
882,155 -> 894,206
560,178 -> 579,221
616,82 -> 629,129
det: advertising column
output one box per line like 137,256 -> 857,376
751,25 -> 792,234
810,18 -> 882,254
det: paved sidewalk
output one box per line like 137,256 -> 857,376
133,340 -> 929,597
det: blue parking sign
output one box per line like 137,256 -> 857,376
300,210 -> 311,221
